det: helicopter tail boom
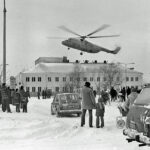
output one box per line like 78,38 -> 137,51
111,46 -> 121,54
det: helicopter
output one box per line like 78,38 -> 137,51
49,24 -> 121,55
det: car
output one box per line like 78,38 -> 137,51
123,85 -> 150,146
51,93 -> 82,117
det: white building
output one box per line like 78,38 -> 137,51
15,57 -> 143,95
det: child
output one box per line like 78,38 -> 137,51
96,97 -> 105,128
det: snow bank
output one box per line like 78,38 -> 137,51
0,97 -> 147,150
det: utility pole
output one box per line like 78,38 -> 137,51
3,0 -> 7,83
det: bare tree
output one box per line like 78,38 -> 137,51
63,63 -> 83,93
92,71 -> 102,95
100,63 -> 123,89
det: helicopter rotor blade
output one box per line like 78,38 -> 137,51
47,36 -> 69,39
88,35 -> 120,38
86,24 -> 110,37
59,26 -> 82,37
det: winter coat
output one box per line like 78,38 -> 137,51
110,88 -> 117,99
123,92 -> 138,111
96,98 -> 105,117
101,90 -> 109,104
19,89 -> 28,104
13,92 -> 21,105
81,86 -> 96,110
11,90 -> 16,105
0,86 -> 9,101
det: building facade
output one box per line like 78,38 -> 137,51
15,57 -> 143,95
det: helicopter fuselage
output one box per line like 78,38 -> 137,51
62,38 -> 101,53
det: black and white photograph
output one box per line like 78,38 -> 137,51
0,0 -> 150,150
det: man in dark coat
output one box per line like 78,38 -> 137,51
0,83 -> 11,113
81,82 -> 96,127
19,86 -> 28,113
110,87 -> 117,101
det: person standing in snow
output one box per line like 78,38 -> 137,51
19,86 -> 28,113
81,82 -> 96,127
37,91 -> 40,99
96,97 -> 105,128
0,83 -> 11,113
13,89 -> 21,112
118,87 -> 138,116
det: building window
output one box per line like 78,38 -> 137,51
126,77 -> 129,82
32,77 -> 36,82
63,87 -> 67,92
135,77 -> 138,81
70,77 -> 73,81
48,77 -> 51,82
83,77 -> 87,82
70,87 -> 73,92
131,77 -> 134,81
26,87 -> 30,92
55,87 -> 59,92
38,77 -> 41,82
90,77 -> 93,82
32,87 -> 36,92
97,77 -> 100,82
26,77 -> 30,82
63,77 -> 66,82
55,77 -> 59,82
38,87 -> 41,92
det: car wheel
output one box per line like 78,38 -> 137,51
77,113 -> 81,117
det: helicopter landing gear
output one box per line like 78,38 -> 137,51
80,52 -> 83,55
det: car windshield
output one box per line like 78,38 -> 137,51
134,87 -> 150,105
59,94 -> 78,104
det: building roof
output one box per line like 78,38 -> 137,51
23,62 -> 142,75
24,63 -> 74,73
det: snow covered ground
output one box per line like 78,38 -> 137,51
0,97 -> 148,150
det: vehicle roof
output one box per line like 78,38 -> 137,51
134,87 -> 150,105
56,93 -> 78,96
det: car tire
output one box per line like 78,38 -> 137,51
77,113 -> 81,117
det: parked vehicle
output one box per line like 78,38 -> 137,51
123,85 -> 150,146
51,93 -> 82,117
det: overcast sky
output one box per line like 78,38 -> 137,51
0,0 -> 150,81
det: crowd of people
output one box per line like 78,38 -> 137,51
80,81 -> 141,128
0,81 -> 141,128
0,83 -> 30,113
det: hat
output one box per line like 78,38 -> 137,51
2,83 -> 6,86
85,82 -> 90,87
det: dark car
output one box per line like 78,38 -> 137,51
51,93 -> 82,117
123,85 -> 150,146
